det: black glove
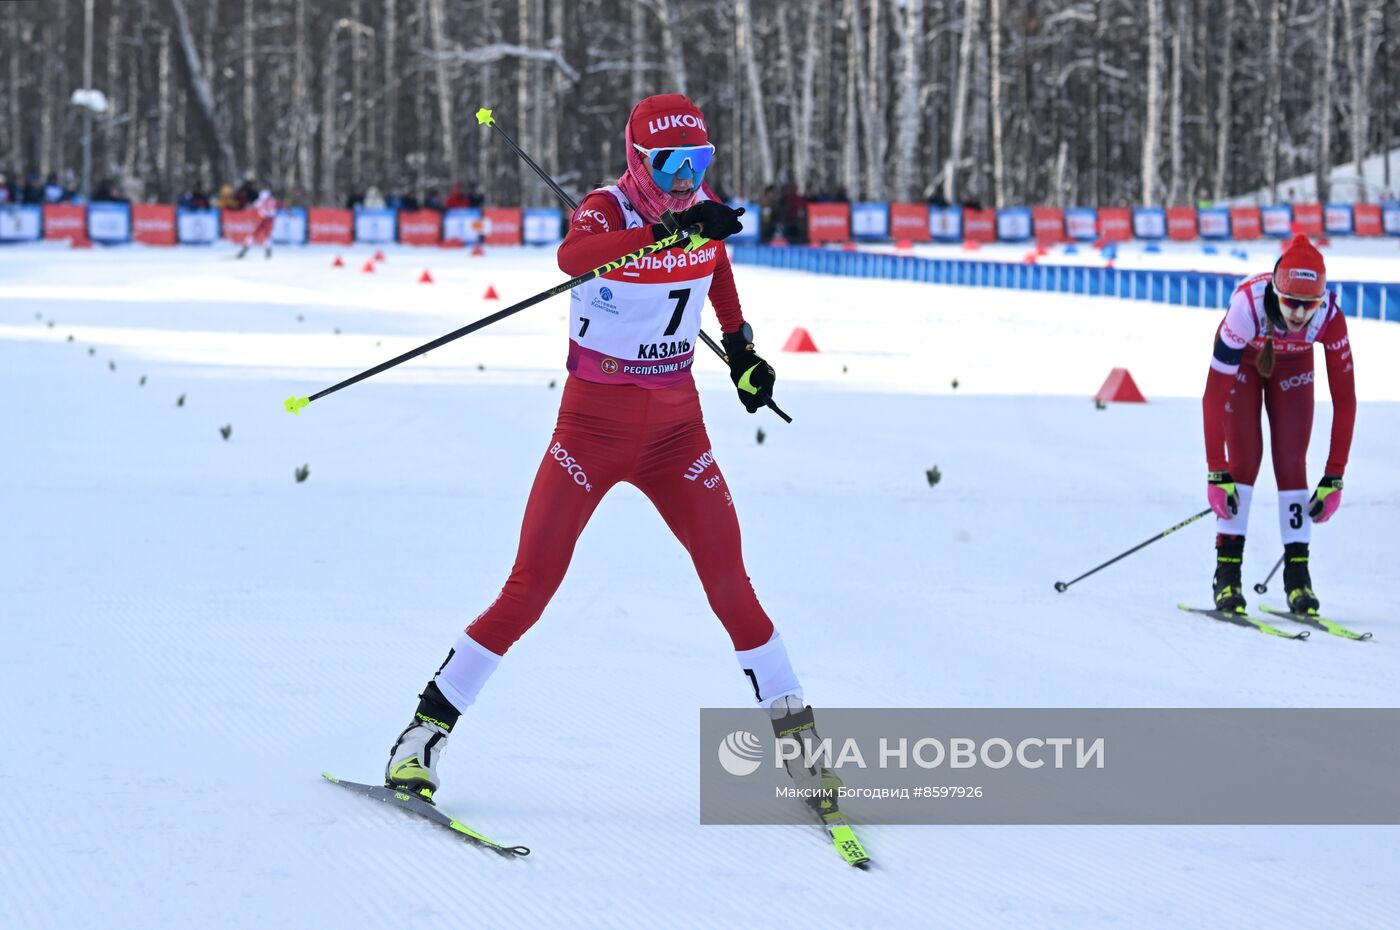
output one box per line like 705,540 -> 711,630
653,202 -> 746,242
721,324 -> 775,414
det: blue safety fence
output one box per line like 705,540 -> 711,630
728,244 -> 1400,323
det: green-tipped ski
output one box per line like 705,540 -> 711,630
1177,604 -> 1309,639
1259,605 -> 1372,641
322,772 -> 529,858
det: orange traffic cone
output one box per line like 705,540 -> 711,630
361,259 -> 376,273
483,284 -> 499,299
1094,368 -> 1148,404
373,249 -> 385,262
332,255 -> 345,268
782,327 -> 819,352
419,269 -> 434,284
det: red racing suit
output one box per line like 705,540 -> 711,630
463,188 -> 774,656
1202,272 -> 1357,492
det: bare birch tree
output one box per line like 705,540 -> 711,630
944,0 -> 982,204
1141,0 -> 1163,205
894,0 -> 925,201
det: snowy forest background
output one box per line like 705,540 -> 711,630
2,0 -> 1396,210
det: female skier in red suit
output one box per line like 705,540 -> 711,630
384,95 -> 817,801
1202,234 -> 1355,615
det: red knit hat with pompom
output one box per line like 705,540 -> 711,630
1273,234 -> 1326,299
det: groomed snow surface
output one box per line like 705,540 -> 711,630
2,242 -> 1396,929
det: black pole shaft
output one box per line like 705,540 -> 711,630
1253,553 -> 1286,595
481,110 -> 792,424
1054,508 -> 1212,592
304,230 -> 698,405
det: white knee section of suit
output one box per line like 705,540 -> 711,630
1278,489 -> 1312,545
434,632 -> 503,713
1214,483 -> 1254,537
735,632 -> 803,708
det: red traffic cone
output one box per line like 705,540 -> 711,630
470,243 -> 486,256
841,242 -> 857,251
1022,252 -> 1038,264
1094,368 -> 1147,404
419,269 -> 434,284
332,255 -> 345,268
361,259 -> 376,273
782,327 -> 819,353
373,249 -> 386,262
961,239 -> 981,251
895,239 -> 913,251
483,284 -> 499,300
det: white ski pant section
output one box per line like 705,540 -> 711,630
1214,483 -> 1254,537
736,632 -> 803,707
434,631 -> 503,712
1278,489 -> 1313,545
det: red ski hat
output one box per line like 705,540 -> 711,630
616,94 -> 710,223
1273,234 -> 1326,299
628,94 -> 710,149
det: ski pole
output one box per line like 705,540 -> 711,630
283,227 -> 705,414
476,107 -> 792,424
1253,553 -> 1285,595
1053,508 -> 1212,593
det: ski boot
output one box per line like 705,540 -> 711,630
1213,534 -> 1247,612
770,696 -> 843,819
1282,541 -> 1320,614
385,680 -> 460,804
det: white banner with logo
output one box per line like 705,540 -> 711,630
0,204 -> 42,241
443,208 -> 484,244
353,207 -> 397,244
273,208 -> 308,244
88,203 -> 132,243
522,208 -> 564,244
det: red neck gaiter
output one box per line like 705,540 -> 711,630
616,94 -> 709,224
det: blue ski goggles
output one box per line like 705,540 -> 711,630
634,143 -> 716,190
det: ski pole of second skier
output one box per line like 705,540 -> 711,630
1053,508 -> 1212,593
1253,554 -> 1286,594
475,106 -> 793,424
283,225 -> 706,413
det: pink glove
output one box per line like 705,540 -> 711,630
1309,475 -> 1343,523
1207,471 -> 1239,519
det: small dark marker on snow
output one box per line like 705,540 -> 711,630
176,393 -> 186,407
47,320 -> 54,328
756,428 -> 766,445
951,378 -> 959,390
478,363 -> 485,371
1095,399 -> 1107,410
334,327 -> 340,335
108,360 -> 116,371
139,375 -> 147,386
295,464 -> 310,483
548,380 -> 556,389
926,466 -> 942,487
219,424 -> 232,440
88,347 -> 95,356
66,334 -> 74,342
297,314 -> 304,322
